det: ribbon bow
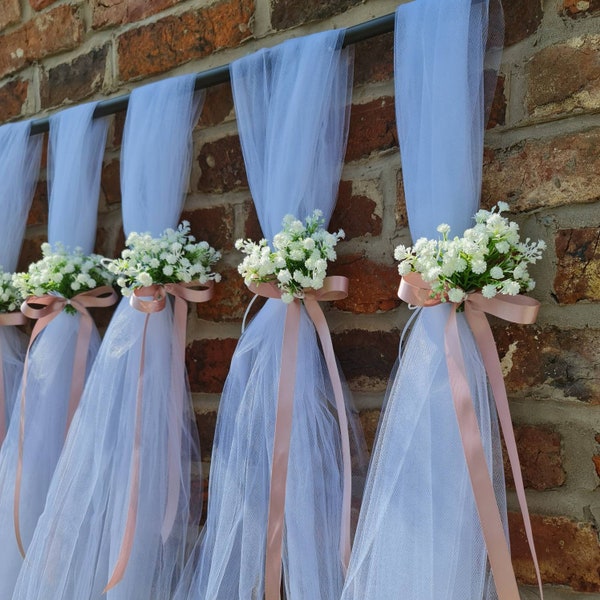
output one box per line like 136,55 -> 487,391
14,286 -> 118,558
0,311 -> 28,445
104,280 -> 213,592
248,275 -> 352,600
398,272 -> 544,600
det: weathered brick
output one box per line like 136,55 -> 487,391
593,454 -> 600,478
100,159 -> 121,206
332,329 -> 400,392
396,170 -> 408,228
0,5 -> 83,78
486,72 -> 506,129
509,512 -> 600,592
195,266 -> 255,322
92,0 -> 182,29
195,410 -> 218,462
330,180 -> 382,240
186,337 -> 238,393
561,0 -> 600,17
196,135 -> 247,193
117,0 -> 254,82
482,129 -> 600,211
353,32 -> 394,86
345,97 -> 397,162
330,254 -> 400,313
526,37 -> 600,119
503,0 -> 543,47
181,205 -> 235,252
503,425 -> 565,491
271,0 -> 361,29
41,44 -> 109,109
29,0 -> 57,10
554,227 -> 600,304
359,408 -> 381,454
494,324 -> 600,403
27,180 -> 48,227
17,235 -> 45,272
0,0 -> 20,31
198,83 -> 234,128
242,200 -> 263,240
0,77 -> 28,122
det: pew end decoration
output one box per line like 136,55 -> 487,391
0,269 -> 24,315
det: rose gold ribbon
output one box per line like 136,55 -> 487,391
14,286 -> 117,558
398,272 -> 544,600
104,280 -> 213,593
0,311 -> 27,445
248,276 -> 352,600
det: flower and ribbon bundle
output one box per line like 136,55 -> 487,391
11,243 -> 117,556
0,268 -> 26,444
236,209 -> 353,600
103,221 -> 220,591
396,202 -> 546,599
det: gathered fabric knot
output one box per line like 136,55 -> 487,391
104,280 -> 214,593
398,271 -> 544,600
247,275 -> 352,600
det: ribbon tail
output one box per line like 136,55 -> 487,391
265,300 -> 301,600
444,308 -> 521,600
466,305 -> 544,599
104,313 -> 150,593
304,298 -> 352,573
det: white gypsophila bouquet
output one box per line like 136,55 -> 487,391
235,209 -> 345,304
107,221 -> 221,297
13,243 -> 114,315
395,202 -> 546,304
0,268 -> 23,313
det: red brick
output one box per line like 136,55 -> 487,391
482,129 -> 600,212
331,329 -> 400,392
195,410 -> 218,462
242,200 -> 263,240
100,159 -> 121,206
186,337 -> 238,393
196,135 -> 247,193
0,4 -> 83,78
29,0 -> 56,10
0,77 -> 28,122
17,235 -> 45,272
503,0 -> 543,47
353,32 -> 394,86
502,425 -> 565,491
486,72 -> 506,129
117,0 -> 254,82
345,97 -> 397,162
526,37 -> 600,118
271,0 -> 361,29
181,204 -> 235,252
509,512 -> 600,592
195,266 -> 256,322
27,180 -> 48,227
330,180 -> 382,241
494,324 -> 600,404
329,254 -> 400,314
593,454 -> 600,478
554,228 -> 600,304
107,112 -> 126,151
561,0 -> 600,16
198,83 -> 234,129
40,44 -> 109,109
359,408 -> 381,454
0,0 -> 20,31
92,0 -> 183,29
396,171 -> 408,228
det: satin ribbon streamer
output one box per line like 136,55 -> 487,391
398,272 -> 544,600
14,286 -> 118,558
104,280 -> 213,593
248,275 -> 352,600
0,312 -> 28,445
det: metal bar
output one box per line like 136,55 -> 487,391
29,12 -> 396,136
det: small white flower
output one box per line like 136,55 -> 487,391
437,223 -> 451,235
447,287 -> 466,303
490,266 -> 504,279
482,284 -> 497,299
138,272 -> 153,287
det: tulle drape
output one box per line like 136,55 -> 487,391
176,30 -> 365,600
13,74 -> 203,600
0,103 -> 108,598
341,1 -> 506,599
0,122 -> 42,436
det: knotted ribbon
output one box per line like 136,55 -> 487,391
398,272 -> 544,600
104,280 -> 213,592
0,311 -> 27,445
248,275 -> 352,600
14,286 -> 118,557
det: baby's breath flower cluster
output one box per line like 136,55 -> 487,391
235,210 -> 344,304
395,202 -> 546,304
0,268 -> 22,313
107,221 -> 221,297
13,243 -> 114,314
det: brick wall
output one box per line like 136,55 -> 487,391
1,0 -> 600,596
